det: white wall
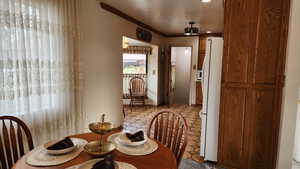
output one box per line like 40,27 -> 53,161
78,0 -> 165,130
171,47 -> 192,104
277,0 -> 300,168
147,45 -> 159,105
166,37 -> 199,105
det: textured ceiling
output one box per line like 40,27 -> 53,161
100,0 -> 224,35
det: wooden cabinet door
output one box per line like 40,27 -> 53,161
196,37 -> 206,105
218,0 -> 290,169
196,82 -> 203,105
198,38 -> 206,69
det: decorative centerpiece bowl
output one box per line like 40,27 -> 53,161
88,122 -> 113,135
84,140 -> 116,157
84,114 -> 116,157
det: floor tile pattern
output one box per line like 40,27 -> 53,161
123,105 -> 203,163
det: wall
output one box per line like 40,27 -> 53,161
147,45 -> 159,105
166,37 -> 199,105
277,0 -> 300,168
78,0 -> 166,130
171,47 -> 192,104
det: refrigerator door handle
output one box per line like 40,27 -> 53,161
200,112 -> 207,119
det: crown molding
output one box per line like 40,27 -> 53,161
100,2 -> 168,37
100,2 -> 223,38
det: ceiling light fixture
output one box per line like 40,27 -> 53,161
184,21 -> 199,36
201,0 -> 211,3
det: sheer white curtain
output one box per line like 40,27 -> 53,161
0,0 -> 84,145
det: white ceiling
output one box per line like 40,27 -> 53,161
101,0 -> 224,35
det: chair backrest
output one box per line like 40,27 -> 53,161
0,116 -> 34,169
129,76 -> 146,95
147,110 -> 189,166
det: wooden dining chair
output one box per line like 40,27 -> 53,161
129,76 -> 147,111
0,116 -> 34,169
147,110 -> 189,166
122,105 -> 126,117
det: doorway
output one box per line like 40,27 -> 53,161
170,46 -> 192,105
122,36 -> 159,107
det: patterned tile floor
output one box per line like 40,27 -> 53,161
123,104 -> 203,163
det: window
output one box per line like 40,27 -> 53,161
123,53 -> 147,74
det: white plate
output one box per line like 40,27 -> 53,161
26,138 -> 88,167
108,133 -> 158,156
66,159 -> 137,169
44,138 -> 77,155
116,132 -> 148,147
78,159 -> 118,169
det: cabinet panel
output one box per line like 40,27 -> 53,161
219,0 -> 290,168
223,0 -> 252,83
198,38 -> 206,69
196,82 -> 203,105
198,53 -> 206,69
253,0 -> 283,84
247,89 -> 275,169
199,38 -> 207,52
220,87 -> 247,168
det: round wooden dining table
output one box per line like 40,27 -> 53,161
13,131 -> 178,169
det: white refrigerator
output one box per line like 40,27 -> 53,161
200,37 -> 223,162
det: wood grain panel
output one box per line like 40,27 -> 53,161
253,0 -> 283,84
199,38 -> 207,53
198,53 -> 206,69
196,82 -> 203,105
247,89 -> 275,169
219,87 -> 247,168
219,0 -> 290,168
196,37 -> 206,105
198,37 -> 206,69
223,0 -> 251,83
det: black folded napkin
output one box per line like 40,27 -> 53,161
125,131 -> 145,142
92,154 -> 115,169
46,137 -> 74,150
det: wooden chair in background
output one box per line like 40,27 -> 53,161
123,106 -> 126,117
147,110 -> 189,166
129,76 -> 147,111
0,116 -> 34,169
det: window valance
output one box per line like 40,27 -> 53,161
123,46 -> 152,55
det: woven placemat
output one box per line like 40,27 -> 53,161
26,138 -> 88,167
107,132 -> 158,156
66,159 -> 137,169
